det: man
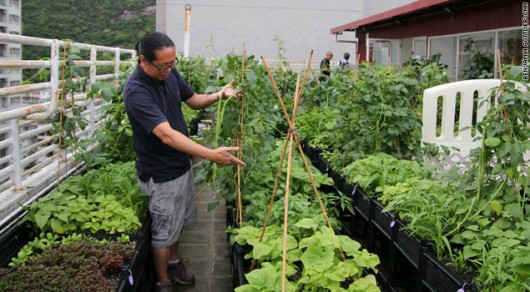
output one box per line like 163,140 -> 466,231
319,51 -> 333,83
124,31 -> 245,292
338,52 -> 351,69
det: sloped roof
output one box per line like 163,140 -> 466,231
331,0 -> 455,33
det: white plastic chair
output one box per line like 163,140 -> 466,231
422,79 -> 499,161
422,79 -> 528,164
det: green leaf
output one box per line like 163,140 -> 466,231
35,212 -> 51,230
489,200 -> 503,216
253,242 -> 273,260
294,218 -> 318,230
463,245 -> 482,259
301,245 -> 334,272
485,137 -> 501,147
509,256 -> 530,275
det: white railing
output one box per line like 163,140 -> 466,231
0,33 -> 136,228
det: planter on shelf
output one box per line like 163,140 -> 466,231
340,181 -> 357,200
116,216 -> 153,292
0,215 -> 153,292
317,156 -> 332,175
353,189 -> 372,221
421,251 -> 471,292
230,243 -> 250,289
0,221 -> 36,268
371,199 -> 395,240
328,167 -> 345,192
392,219 -> 426,270
300,141 -> 322,165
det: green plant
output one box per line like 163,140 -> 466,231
340,153 -> 430,197
460,38 -> 494,80
22,161 -> 146,235
0,238 -> 134,291
380,177 -> 468,258
233,218 -> 380,292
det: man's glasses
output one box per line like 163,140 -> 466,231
149,58 -> 178,72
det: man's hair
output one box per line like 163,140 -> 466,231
135,31 -> 175,64
344,52 -> 350,60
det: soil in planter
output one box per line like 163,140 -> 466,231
0,239 -> 135,291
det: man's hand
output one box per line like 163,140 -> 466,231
211,146 -> 246,167
218,80 -> 241,100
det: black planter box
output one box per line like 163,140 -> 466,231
353,189 -> 372,221
0,221 -> 36,268
371,199 -> 395,240
317,156 -> 331,175
329,168 -> 345,192
230,243 -> 251,288
340,182 -> 357,199
421,251 -> 468,292
393,219 -> 425,269
300,141 -> 323,165
116,232 -> 153,292
0,215 -> 153,292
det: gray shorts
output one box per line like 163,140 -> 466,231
138,169 -> 197,248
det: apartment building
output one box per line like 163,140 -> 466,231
0,0 -> 21,109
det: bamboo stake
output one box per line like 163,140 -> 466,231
280,75 -> 300,292
236,50 -> 247,226
261,56 -> 293,126
250,132 -> 290,271
262,52 -> 344,252
497,48 -> 510,124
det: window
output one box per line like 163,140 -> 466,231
0,26 -> 5,33
9,80 -> 19,87
9,14 -> 19,25
0,0 -> 6,6
458,32 -> 495,80
412,37 -> 427,60
9,47 -> 19,56
9,30 -> 19,35
0,9 -> 6,23
0,44 -> 5,57
10,0 -> 18,7
429,28 -> 520,81
430,36 -> 457,80
499,29 -> 522,66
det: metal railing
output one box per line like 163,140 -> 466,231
0,33 -> 136,228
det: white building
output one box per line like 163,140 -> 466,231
0,0 -> 21,109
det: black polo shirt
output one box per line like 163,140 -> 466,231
124,66 -> 195,183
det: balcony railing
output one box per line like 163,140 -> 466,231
0,33 -> 135,228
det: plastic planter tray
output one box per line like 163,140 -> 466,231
371,199 -> 395,240
328,167 -> 345,192
421,251 -> 469,292
231,243 -> 251,288
0,221 -> 36,268
0,215 -> 153,292
353,189 -> 372,221
317,156 -> 332,175
392,219 -> 425,269
308,147 -> 323,165
116,231 -> 154,292
340,182 -> 357,200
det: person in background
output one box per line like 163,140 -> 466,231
319,51 -> 333,83
338,52 -> 352,69
124,31 -> 245,292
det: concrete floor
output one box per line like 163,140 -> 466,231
174,184 -> 234,292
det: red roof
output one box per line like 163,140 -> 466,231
330,0 -> 452,34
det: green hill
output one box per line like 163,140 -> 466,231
22,0 -> 156,53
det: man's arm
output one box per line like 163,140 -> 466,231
185,80 -> 238,110
152,121 -> 245,166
